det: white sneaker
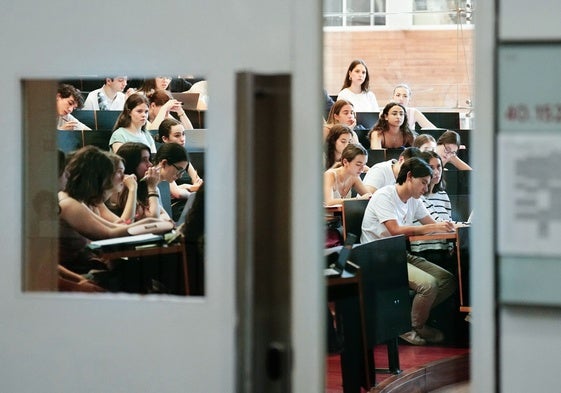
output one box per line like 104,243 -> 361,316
399,330 -> 426,346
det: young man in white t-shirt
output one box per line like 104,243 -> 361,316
362,146 -> 422,194
83,77 -> 129,111
361,156 -> 457,345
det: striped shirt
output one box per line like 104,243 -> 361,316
410,191 -> 453,252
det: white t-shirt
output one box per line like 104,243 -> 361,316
83,87 -> 126,111
361,185 -> 430,243
337,88 -> 379,112
362,159 -> 396,191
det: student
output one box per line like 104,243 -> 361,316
368,102 -> 417,149
56,84 -> 91,130
109,93 -> 157,153
118,143 -> 190,222
435,130 -> 472,170
410,151 -> 456,271
323,144 -> 372,206
324,124 -> 354,170
137,76 -> 172,97
337,59 -> 379,112
82,77 -> 129,111
323,99 -> 359,143
413,133 -> 437,152
56,149 -> 104,292
157,119 -> 203,221
158,119 -> 203,193
146,90 -> 193,131
362,146 -> 422,194
58,146 -> 164,275
392,83 -> 436,130
113,142 -> 172,222
361,157 -> 457,345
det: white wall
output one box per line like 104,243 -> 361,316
0,1 -> 323,392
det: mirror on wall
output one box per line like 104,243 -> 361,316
22,76 -> 206,297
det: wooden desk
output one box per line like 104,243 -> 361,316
325,204 -> 343,213
409,228 -> 471,313
327,262 -> 374,392
95,239 -> 190,295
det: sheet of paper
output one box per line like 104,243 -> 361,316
497,133 -> 561,256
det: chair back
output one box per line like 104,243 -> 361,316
341,199 -> 369,242
349,235 -> 411,345
157,181 -> 173,218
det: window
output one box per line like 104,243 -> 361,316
323,0 -> 473,28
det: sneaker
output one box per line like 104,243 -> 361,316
415,325 -> 444,343
399,330 -> 426,346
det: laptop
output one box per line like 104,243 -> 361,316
171,92 -> 200,110
324,233 -> 358,277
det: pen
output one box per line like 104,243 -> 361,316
139,166 -> 160,182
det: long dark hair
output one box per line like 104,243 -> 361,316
116,142 -> 152,206
340,59 -> 370,92
157,118 -> 182,143
419,150 -> 446,192
368,102 -> 416,147
325,124 -> 353,169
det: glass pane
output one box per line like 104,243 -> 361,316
23,76 -> 206,297
323,0 -> 342,13
347,0 -> 370,12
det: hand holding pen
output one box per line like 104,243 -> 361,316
139,165 -> 160,187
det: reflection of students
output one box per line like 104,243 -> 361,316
361,157 -> 456,345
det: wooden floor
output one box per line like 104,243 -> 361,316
326,343 -> 470,392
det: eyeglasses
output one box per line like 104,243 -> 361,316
170,163 -> 186,177
443,145 -> 458,157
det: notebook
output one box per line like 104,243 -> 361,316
171,92 -> 200,110
324,233 -> 358,277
